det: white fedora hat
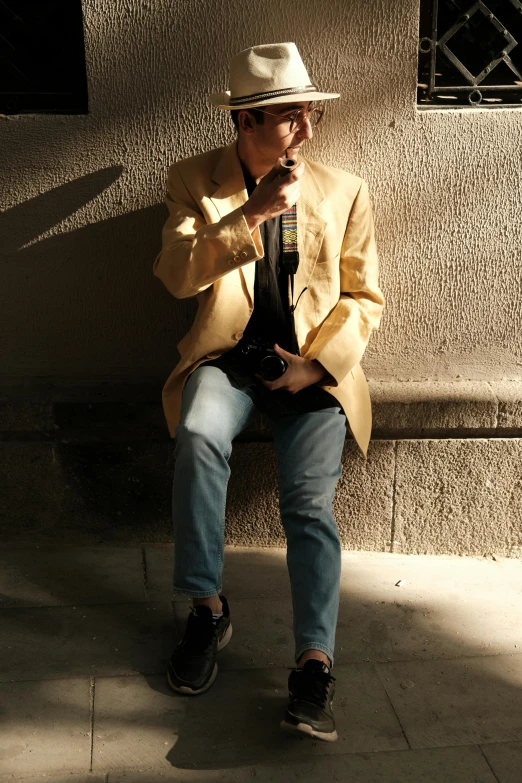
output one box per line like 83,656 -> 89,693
209,42 -> 340,110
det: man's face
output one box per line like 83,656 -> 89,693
243,101 -> 315,162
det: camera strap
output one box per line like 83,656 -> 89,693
281,203 -> 299,275
281,203 -> 307,355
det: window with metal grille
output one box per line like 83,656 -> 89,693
418,0 -> 522,108
0,0 -> 88,115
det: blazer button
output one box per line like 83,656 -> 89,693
233,255 -> 241,263
233,332 -> 243,340
240,251 -> 248,259
228,259 -> 235,266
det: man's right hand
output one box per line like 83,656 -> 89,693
242,159 -> 305,233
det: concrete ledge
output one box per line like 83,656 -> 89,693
1,380 -> 521,556
1,379 -> 521,440
370,379 -> 522,438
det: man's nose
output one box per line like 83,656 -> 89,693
296,118 -> 313,141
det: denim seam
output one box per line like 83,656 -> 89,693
295,642 -> 334,667
173,586 -> 223,598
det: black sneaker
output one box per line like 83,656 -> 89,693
280,659 -> 338,742
167,595 -> 232,695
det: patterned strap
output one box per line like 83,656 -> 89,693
280,203 -> 299,275
280,203 -> 300,354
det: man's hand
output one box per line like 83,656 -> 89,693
257,344 -> 328,394
242,160 -> 305,233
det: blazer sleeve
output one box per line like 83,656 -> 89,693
306,178 -> 385,385
153,163 -> 263,299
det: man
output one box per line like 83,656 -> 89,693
153,42 -> 384,742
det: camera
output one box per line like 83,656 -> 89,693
240,337 -> 288,381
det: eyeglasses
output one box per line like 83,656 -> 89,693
252,103 -> 325,133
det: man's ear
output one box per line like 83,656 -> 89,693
238,110 -> 255,135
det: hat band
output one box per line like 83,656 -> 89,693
229,84 -> 317,106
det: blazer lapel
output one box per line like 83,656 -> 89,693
209,144 -> 327,311
293,161 -> 327,304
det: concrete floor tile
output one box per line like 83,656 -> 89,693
172,597 -> 295,670
481,741 -> 522,783
108,745 -> 497,782
0,546 -> 145,608
340,551 -> 522,598
158,664 -> 406,769
375,654 -> 522,748
142,545 -> 177,602
145,545 -> 291,602
4,549 -> 519,781
0,679 -> 91,775
0,776 -> 106,783
0,603 -> 175,681
335,552 -> 522,662
92,675 -> 186,771
174,552 -> 522,669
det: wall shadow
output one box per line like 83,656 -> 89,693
0,169 -> 195,383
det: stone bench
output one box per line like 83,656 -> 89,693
1,379 -> 521,557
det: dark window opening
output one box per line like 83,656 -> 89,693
0,0 -> 88,115
418,0 -> 522,108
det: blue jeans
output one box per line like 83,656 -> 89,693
172,365 -> 346,666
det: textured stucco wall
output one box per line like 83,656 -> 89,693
1,0 -> 521,390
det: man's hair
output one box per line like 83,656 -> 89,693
230,108 -> 265,131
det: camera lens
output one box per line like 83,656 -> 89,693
260,355 -> 287,382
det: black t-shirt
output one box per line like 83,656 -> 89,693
236,163 -> 295,353
203,161 -> 339,416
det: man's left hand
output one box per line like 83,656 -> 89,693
257,344 -> 328,394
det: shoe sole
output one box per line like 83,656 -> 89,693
167,621 -> 233,696
280,718 -> 338,742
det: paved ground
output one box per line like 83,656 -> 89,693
0,544 -> 521,782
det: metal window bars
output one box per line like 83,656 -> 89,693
418,0 -> 522,107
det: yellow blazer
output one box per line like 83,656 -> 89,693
153,140 -> 384,458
